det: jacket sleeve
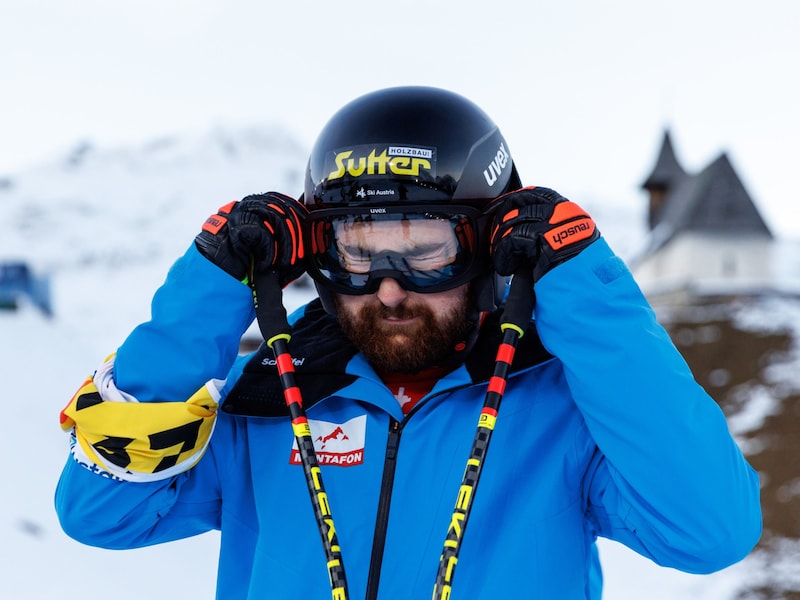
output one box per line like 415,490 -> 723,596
114,243 -> 256,402
55,244 -> 254,547
55,441 -> 223,549
533,238 -> 762,573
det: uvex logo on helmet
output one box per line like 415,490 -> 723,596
325,145 -> 436,181
483,143 -> 510,187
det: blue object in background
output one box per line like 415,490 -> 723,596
0,261 -> 52,316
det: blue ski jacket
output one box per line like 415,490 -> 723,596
55,239 -> 762,599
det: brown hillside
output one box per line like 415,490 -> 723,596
656,296 -> 800,599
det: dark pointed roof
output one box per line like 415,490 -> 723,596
657,153 -> 772,237
635,130 -> 775,269
641,129 -> 687,190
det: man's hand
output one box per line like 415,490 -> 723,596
195,192 -> 307,288
489,186 -> 600,281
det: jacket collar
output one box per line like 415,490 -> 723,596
221,299 -> 552,418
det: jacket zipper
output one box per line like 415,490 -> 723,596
361,382 -> 502,599
365,417 -> 402,600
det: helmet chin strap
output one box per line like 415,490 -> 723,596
473,270 -> 510,313
435,303 -> 485,372
314,280 -> 340,315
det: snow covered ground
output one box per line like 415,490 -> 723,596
1,126 -> 796,598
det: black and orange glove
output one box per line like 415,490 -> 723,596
489,186 -> 600,282
195,192 -> 307,288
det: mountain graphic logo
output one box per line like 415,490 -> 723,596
316,426 -> 349,450
290,415 -> 366,467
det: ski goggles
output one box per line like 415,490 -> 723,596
306,205 -> 490,294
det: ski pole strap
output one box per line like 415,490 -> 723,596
500,269 -> 535,333
252,268 -> 291,343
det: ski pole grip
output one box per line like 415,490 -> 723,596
500,269 -> 535,334
252,268 -> 291,345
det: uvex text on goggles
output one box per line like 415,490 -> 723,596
306,205 -> 492,295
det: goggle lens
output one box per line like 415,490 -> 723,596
307,206 -> 485,294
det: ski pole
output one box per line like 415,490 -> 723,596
253,269 -> 349,600
432,269 -> 535,600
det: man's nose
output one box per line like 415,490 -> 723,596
375,278 -> 408,308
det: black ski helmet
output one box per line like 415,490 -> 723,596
304,86 -> 521,208
303,86 -> 522,313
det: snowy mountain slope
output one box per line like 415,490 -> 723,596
1,125 -> 797,598
1,124 -> 306,272
1,124 -> 309,353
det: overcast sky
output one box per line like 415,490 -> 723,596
3,0 -> 799,236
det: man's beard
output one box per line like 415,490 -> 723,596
334,290 -> 471,374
